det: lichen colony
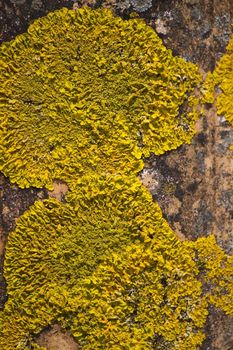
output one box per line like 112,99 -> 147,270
0,7 -> 200,189
0,6 -> 232,350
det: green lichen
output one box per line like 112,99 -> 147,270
0,6 -> 200,189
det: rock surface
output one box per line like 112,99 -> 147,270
0,175 -> 48,310
0,0 -> 233,349
36,324 -> 80,350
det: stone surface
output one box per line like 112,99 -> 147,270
36,324 -> 80,350
130,0 -> 152,13
0,175 -> 48,310
141,102 -> 233,253
0,0 -> 74,43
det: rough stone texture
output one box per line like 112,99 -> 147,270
0,0 -> 233,349
201,306 -> 233,350
0,0 -> 74,43
47,181 -> 69,202
0,175 -> 48,310
140,103 -> 233,253
100,0 -> 233,71
125,0 -> 153,13
150,0 -> 233,72
36,324 -> 80,350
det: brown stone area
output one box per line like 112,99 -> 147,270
201,306 -> 233,350
0,0 -> 233,349
0,0 -> 74,43
140,100 -> 233,252
48,181 -> 69,202
36,324 -> 80,350
0,174 -> 48,310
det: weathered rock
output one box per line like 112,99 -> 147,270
130,0 -> 152,12
31,0 -> 43,11
9,0 -> 26,4
35,324 -> 80,350
0,175 -> 48,309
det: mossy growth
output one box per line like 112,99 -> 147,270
0,6 -> 200,189
65,235 -> 233,350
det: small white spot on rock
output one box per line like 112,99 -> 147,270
155,19 -> 168,35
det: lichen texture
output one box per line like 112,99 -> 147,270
1,175 -> 233,349
0,176 -> 173,349
0,6 -> 200,189
204,30 -> 233,128
0,6 -> 233,350
1,178 -> 233,349
204,31 -> 233,154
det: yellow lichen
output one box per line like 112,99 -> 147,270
1,175 -> 232,349
0,7 -> 232,350
0,6 -> 200,189
67,241 -> 207,350
203,29 -> 233,127
186,236 -> 233,316
0,176 -> 175,349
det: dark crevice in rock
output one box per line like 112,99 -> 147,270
0,174 -> 48,309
